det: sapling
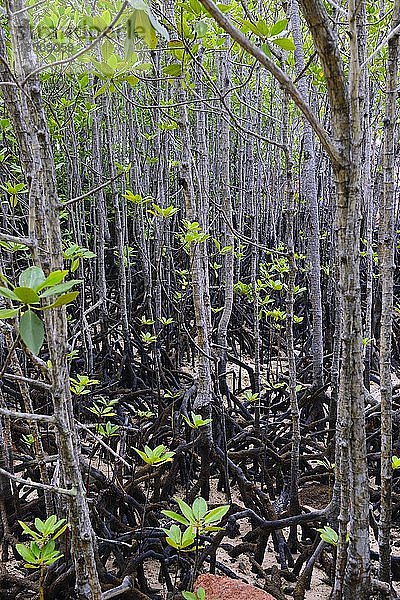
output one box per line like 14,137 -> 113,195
135,444 -> 176,553
182,586 -> 206,600
16,515 -> 68,600
162,497 -> 229,587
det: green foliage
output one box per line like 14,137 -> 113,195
140,316 -> 155,325
238,16 -> 295,55
126,0 -> 169,51
182,588 -> 206,600
71,374 -> 100,396
162,496 -> 229,534
63,244 -> 96,272
162,524 -> 195,550
1,180 -> 28,207
141,331 -> 157,344
96,421 -> 120,438
158,316 -> 174,326
177,221 -> 210,252
22,434 -> 35,447
134,444 -> 175,466
148,203 -> 179,218
87,398 -> 118,418
213,238 -> 232,255
123,190 -> 151,205
0,266 -> 81,354
136,410 -> 155,419
233,281 -> 252,300
392,456 -> 400,470
0,240 -> 29,253
16,515 -> 68,570
182,411 -> 212,429
19,310 -> 44,355
242,390 -> 259,403
317,525 -> 338,546
317,525 -> 350,547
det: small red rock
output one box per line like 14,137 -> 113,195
195,574 -> 277,600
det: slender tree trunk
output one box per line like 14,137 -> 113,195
290,0 -> 324,391
378,1 -> 400,592
216,40 -> 235,402
2,2 -> 102,597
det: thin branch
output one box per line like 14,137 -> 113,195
197,0 -> 342,166
0,406 -> 56,423
63,171 -> 125,207
0,467 -> 77,497
3,372 -> 52,391
101,577 -> 133,600
0,232 -> 35,247
77,421 -> 133,470
21,1 -> 128,84
361,22 -> 400,69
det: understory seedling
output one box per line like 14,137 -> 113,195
163,497 -> 229,590
182,411 -> 211,429
163,523 -> 195,551
70,374 -> 100,396
392,455 -> 400,470
134,444 -> 175,466
317,525 -> 338,546
317,525 -> 349,547
182,587 -> 206,600
16,515 -> 68,600
162,496 -> 229,535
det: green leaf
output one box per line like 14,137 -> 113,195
272,37 -> 295,51
18,521 -> 41,540
255,19 -> 269,37
181,525 -> 195,547
270,19 -> 288,36
0,286 -> 19,301
0,308 -> 19,319
19,310 -> 45,355
44,291 -> 79,309
192,497 -> 207,520
36,270 -> 68,292
182,593 -> 196,600
19,267 -> 46,290
241,19 -> 260,36
174,497 -> 194,523
134,448 -> 149,462
167,524 -> 182,544
125,75 -> 139,87
16,543 -> 37,564
193,21 -> 208,37
13,287 -> 40,304
163,63 -> 182,77
161,510 -> 190,526
203,504 -> 230,523
30,542 -> 41,559
317,526 -> 338,546
101,39 -> 114,61
34,518 -> 45,534
40,280 -> 82,298
197,588 -> 206,600
392,455 -> 400,470
127,0 -> 169,50
42,540 -> 56,557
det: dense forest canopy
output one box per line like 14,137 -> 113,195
0,0 -> 399,599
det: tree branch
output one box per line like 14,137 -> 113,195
196,0 -> 343,166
